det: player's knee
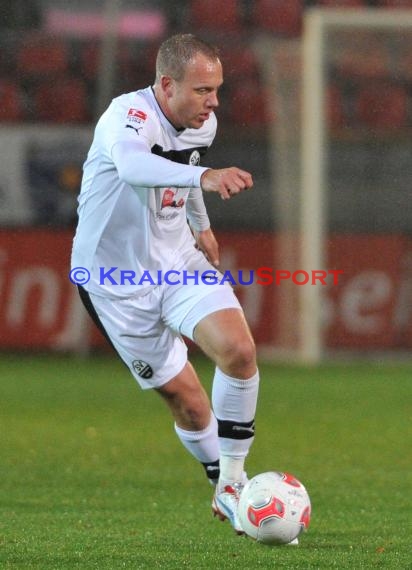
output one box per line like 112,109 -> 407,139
218,336 -> 256,375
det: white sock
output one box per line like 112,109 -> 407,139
174,412 -> 219,464
219,456 -> 245,484
212,367 -> 259,422
212,367 -> 260,483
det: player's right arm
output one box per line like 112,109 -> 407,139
105,98 -> 253,198
112,141 -> 207,189
112,142 -> 253,200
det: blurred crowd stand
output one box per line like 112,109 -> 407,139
1,1 -> 411,129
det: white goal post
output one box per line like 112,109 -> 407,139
257,8 -> 412,363
302,9 -> 412,363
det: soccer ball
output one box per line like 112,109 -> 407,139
238,471 -> 311,545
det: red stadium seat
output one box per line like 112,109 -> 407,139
79,42 -> 153,90
337,41 -> 391,80
251,0 -> 303,36
188,0 -> 242,32
221,47 -> 260,81
0,80 -> 24,121
228,79 -> 268,126
354,82 -> 408,129
80,42 -> 132,78
79,42 -> 100,80
317,0 -> 367,6
327,84 -> 346,129
16,34 -> 69,77
378,0 -> 412,7
397,48 -> 412,81
34,77 -> 89,123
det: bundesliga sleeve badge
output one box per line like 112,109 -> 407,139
127,108 -> 147,124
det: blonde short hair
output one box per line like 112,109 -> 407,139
155,33 -> 220,83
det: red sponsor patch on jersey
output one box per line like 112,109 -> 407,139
161,189 -> 185,209
161,189 -> 175,208
127,108 -> 147,121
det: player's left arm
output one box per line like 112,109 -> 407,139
187,115 -> 220,266
193,227 -> 220,268
186,186 -> 219,267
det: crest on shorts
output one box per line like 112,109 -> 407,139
132,359 -> 153,379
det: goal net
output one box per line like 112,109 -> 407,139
256,8 -> 412,363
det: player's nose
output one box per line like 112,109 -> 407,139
207,91 -> 219,108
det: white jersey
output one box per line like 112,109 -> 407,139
71,87 -> 217,298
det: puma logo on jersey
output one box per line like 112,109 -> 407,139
126,124 -> 143,135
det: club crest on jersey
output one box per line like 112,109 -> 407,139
127,108 -> 147,124
161,188 -> 185,209
189,150 -> 200,166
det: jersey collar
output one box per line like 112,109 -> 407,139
150,86 -> 185,136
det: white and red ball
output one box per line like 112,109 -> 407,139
238,471 -> 311,545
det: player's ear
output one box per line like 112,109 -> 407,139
160,75 -> 175,98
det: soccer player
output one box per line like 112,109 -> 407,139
71,34 -> 259,534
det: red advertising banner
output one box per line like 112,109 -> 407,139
326,234 -> 407,348
0,230 -> 409,352
0,229 -> 84,350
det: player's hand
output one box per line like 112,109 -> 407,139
194,228 -> 220,267
200,167 -> 253,200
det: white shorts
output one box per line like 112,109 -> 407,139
81,263 -> 242,389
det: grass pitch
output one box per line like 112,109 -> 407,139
1,353 -> 411,569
